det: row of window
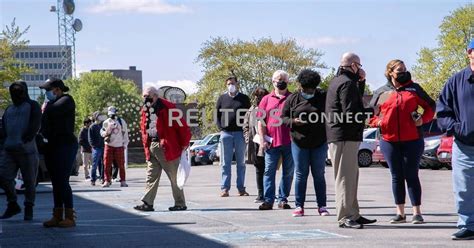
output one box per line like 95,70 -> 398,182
15,51 -> 67,59
21,74 -> 66,82
14,63 -> 66,70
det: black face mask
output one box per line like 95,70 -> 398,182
276,81 -> 288,90
144,97 -> 153,105
109,114 -> 117,119
10,86 -> 27,106
395,71 -> 412,85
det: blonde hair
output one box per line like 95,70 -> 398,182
385,59 -> 404,81
272,70 -> 289,83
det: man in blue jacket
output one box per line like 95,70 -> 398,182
437,39 -> 474,240
88,111 -> 105,186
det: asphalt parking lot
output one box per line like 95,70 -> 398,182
0,163 -> 469,247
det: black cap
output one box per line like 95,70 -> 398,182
39,78 -> 70,92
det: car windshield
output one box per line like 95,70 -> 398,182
200,135 -> 213,145
363,129 -> 377,139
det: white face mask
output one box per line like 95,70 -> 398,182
227,84 -> 237,94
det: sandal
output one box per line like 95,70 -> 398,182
168,206 -> 187,211
134,203 -> 154,212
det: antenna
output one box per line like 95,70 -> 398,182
51,0 -> 82,79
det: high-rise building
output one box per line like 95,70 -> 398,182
11,45 -> 72,100
92,66 -> 143,92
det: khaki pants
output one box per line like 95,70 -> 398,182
141,142 -> 186,207
82,152 -> 92,179
328,141 -> 361,223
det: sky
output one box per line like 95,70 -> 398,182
1,0 -> 471,94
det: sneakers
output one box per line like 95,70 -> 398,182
390,214 -> 406,224
84,177 -> 91,182
318,207 -> 330,216
356,216 -> 377,225
102,181 -> 111,188
220,190 -> 229,197
339,219 -> 363,229
0,202 -> 21,219
120,181 -> 128,187
292,207 -> 304,217
91,181 -> 96,186
113,178 -> 120,183
452,228 -> 474,240
238,190 -> 250,196
134,202 -> 155,212
412,214 -> 424,224
259,202 -> 273,210
169,206 -> 187,211
278,201 -> 291,209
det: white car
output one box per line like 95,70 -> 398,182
326,128 -> 379,167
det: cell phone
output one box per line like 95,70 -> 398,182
411,112 -> 421,121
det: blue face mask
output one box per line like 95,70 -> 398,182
301,92 -> 314,100
45,90 -> 57,101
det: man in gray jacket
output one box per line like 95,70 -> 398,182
0,81 -> 42,221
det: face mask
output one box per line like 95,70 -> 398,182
144,97 -> 153,106
276,81 -> 288,90
395,71 -> 412,85
301,92 -> 314,100
227,84 -> 237,94
45,90 -> 57,101
109,114 -> 117,119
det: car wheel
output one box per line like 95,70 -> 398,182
381,162 -> 389,168
430,163 -> 442,170
358,150 -> 373,167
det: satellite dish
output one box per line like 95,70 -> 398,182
157,86 -> 171,98
164,87 -> 186,103
63,0 -> 75,15
72,19 -> 82,32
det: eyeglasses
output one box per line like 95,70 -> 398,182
354,62 -> 362,68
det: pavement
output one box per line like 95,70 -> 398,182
0,163 -> 470,247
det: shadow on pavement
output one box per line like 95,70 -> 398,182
0,194 -> 227,248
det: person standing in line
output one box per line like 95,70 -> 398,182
370,59 -> 435,225
100,106 -> 129,188
243,87 -> 269,203
0,81 -> 41,221
88,111 -> 105,186
40,78 -> 78,228
282,69 -> 330,217
325,53 -> 376,228
216,75 -> 251,197
79,118 -> 93,181
437,39 -> 474,240
257,70 -> 295,211
134,86 -> 191,212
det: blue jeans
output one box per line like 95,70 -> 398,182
452,140 -> 474,231
292,142 -> 328,208
91,147 -> 104,182
220,131 -> 246,192
263,144 -> 294,204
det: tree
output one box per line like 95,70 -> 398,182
191,37 -> 327,132
67,72 -> 143,145
413,4 -> 474,99
0,18 -> 32,110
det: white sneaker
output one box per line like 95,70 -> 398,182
102,182 -> 111,188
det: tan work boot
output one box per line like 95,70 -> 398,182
58,208 -> 76,228
43,208 -> 64,228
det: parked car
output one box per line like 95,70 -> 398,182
327,128 -> 379,167
420,134 -> 444,169
437,135 -> 454,169
372,144 -> 388,168
190,133 -> 220,165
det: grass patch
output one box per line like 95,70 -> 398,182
127,163 -> 147,168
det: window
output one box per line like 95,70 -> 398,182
30,52 -> 34,58
39,63 -> 43,69
25,52 -> 29,58
35,75 -> 39,81
53,52 -> 57,58
15,53 -> 19,58
39,52 -> 43,58
34,52 -> 39,58
35,64 -> 39,69
44,52 -> 48,58
40,75 -> 44,81
48,52 -> 53,58
20,52 -> 24,58
53,63 -> 58,69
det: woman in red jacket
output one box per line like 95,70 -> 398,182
369,59 -> 435,225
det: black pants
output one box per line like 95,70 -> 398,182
44,142 -> 78,209
253,142 -> 265,199
112,161 -> 119,179
380,138 -> 424,206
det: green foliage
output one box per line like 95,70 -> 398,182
67,72 -> 143,144
191,37 -> 327,133
413,4 -> 474,99
0,18 -> 32,110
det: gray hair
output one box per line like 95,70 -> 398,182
143,85 -> 158,97
340,52 -> 360,67
272,70 -> 289,83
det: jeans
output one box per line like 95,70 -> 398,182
292,142 -> 328,208
380,139 -> 424,206
452,140 -> 474,231
220,131 -> 246,192
263,144 -> 294,205
44,142 -> 78,208
91,147 -> 104,182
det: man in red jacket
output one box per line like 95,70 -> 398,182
134,86 -> 191,212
